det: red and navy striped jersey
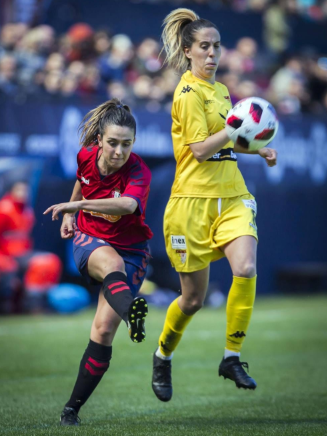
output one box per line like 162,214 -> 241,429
76,145 -> 153,247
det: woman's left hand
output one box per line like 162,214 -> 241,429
43,201 -> 81,220
258,147 -> 278,167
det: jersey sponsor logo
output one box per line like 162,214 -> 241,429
242,199 -> 257,214
81,176 -> 90,184
171,235 -> 186,249
176,249 -> 187,264
83,209 -> 121,223
205,99 -> 215,105
179,85 -> 195,95
82,190 -> 122,223
207,148 -> 237,162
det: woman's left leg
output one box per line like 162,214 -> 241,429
219,235 -> 257,389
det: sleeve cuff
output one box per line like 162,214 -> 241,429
122,194 -> 143,215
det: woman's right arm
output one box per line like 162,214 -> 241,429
189,129 -> 230,163
60,180 -> 82,239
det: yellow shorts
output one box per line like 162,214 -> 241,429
164,193 -> 258,273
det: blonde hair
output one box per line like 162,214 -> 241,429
79,98 -> 136,147
161,8 -> 217,72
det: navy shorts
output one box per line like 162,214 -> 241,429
73,230 -> 150,297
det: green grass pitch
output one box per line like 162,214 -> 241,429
1,296 -> 327,436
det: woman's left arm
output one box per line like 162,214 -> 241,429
44,197 -> 138,221
234,145 -> 278,167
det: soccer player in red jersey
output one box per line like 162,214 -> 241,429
44,98 -> 153,426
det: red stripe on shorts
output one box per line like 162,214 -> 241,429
81,236 -> 93,247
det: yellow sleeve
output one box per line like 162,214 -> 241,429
174,86 -> 208,145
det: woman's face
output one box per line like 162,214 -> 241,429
98,124 -> 135,172
185,27 -> 221,83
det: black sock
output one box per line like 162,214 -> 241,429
102,271 -> 133,323
65,339 -> 112,412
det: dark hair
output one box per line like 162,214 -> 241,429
161,8 -> 218,71
79,98 -> 136,147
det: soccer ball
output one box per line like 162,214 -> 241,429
225,97 -> 279,151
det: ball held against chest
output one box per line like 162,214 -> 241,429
225,97 -> 279,151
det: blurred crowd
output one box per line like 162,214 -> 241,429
0,1 -> 327,115
134,0 -> 327,21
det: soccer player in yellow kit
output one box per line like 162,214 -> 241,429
152,8 -> 278,402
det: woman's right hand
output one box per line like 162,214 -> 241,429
60,213 -> 77,239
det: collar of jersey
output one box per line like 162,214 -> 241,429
183,70 -> 217,89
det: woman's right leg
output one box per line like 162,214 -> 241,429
61,245 -> 146,425
152,267 -> 209,402
61,291 -> 121,426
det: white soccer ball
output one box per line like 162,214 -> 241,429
225,97 -> 279,151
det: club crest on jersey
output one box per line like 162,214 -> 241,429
110,188 -> 121,199
106,188 -> 122,222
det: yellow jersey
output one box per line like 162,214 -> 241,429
170,70 -> 249,198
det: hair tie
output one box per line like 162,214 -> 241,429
116,104 -> 123,108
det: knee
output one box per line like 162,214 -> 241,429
234,262 -> 256,278
103,258 -> 125,277
94,321 -> 114,341
181,297 -> 204,315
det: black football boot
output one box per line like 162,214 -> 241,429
60,407 -> 81,426
152,352 -> 173,402
127,297 -> 148,343
219,356 -> 257,390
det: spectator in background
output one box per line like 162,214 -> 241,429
99,33 -> 134,82
0,181 -> 62,313
15,25 -> 55,89
0,23 -> 27,57
263,0 -> 291,63
0,54 -> 19,95
133,38 -> 162,77
267,56 -> 309,113
65,23 -> 95,62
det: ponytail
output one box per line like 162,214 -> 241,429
161,8 -> 218,72
79,98 -> 136,147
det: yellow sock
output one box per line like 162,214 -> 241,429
158,297 -> 193,357
226,275 -> 257,353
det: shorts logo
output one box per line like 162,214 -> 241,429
176,250 -> 187,264
171,235 -> 186,249
242,199 -> 257,214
